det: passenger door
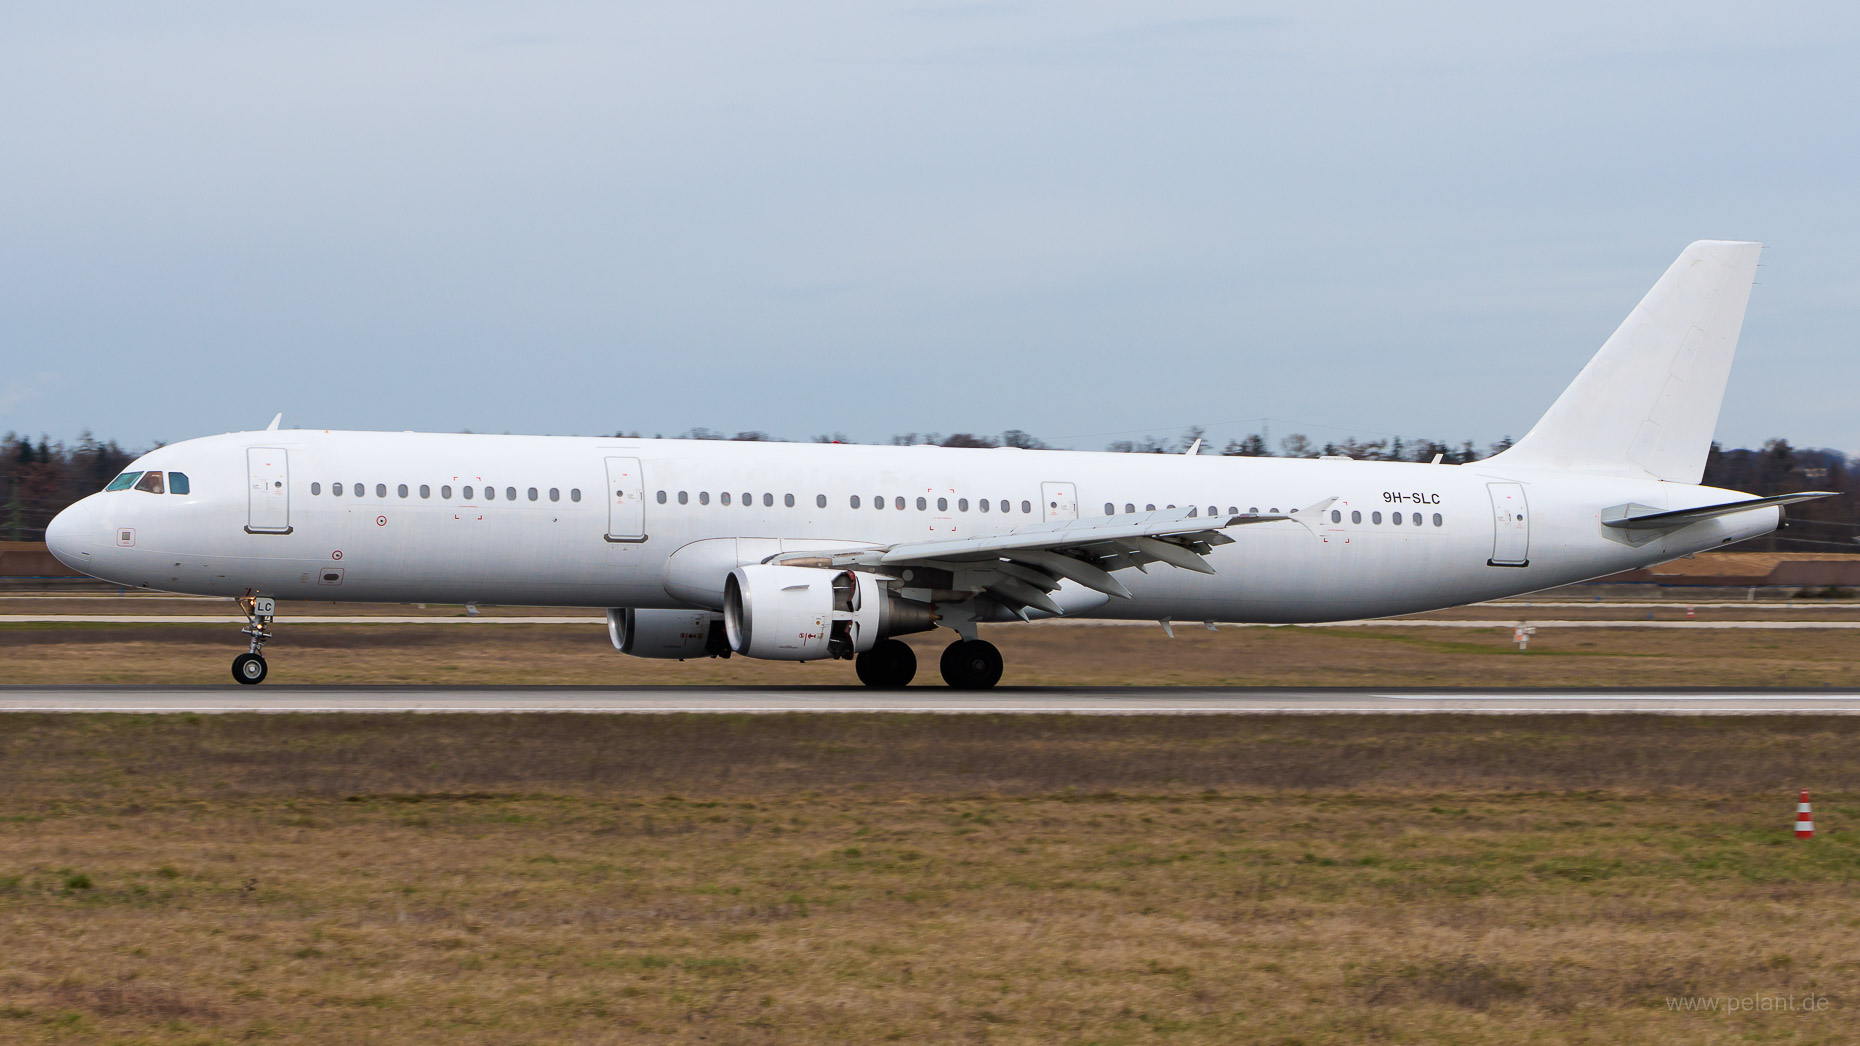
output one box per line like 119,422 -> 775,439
604,456 -> 646,542
245,447 -> 292,534
1041,482 -> 1079,523
1487,482 -> 1529,566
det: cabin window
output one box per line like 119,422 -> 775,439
656,490 -> 667,504
959,498 -> 969,512
1021,500 -> 1032,514
1269,507 -> 1279,514
814,494 -> 825,508
441,485 -> 453,499
937,497 -> 948,511
1371,511 -> 1382,524
1227,506 -> 1238,516
1208,506 -> 1218,517
895,496 -> 906,510
1351,510 -> 1362,524
721,492 -> 732,506
354,481 -> 364,496
376,483 -> 387,498
742,492 -> 752,507
464,486 -> 475,500
1186,506 -> 1198,517
132,471 -> 165,494
420,485 -> 431,498
763,493 -> 774,507
1105,503 -> 1115,515
105,471 -> 142,492
786,494 -> 796,508
699,491 -> 710,505
1145,503 -> 1156,512
1330,510 -> 1342,523
874,495 -> 884,510
1123,503 -> 1134,514
1393,511 -> 1403,526
1433,513 -> 1443,527
311,482 -> 322,496
549,488 -> 560,502
570,489 -> 581,502
506,487 -> 516,501
1248,506 -> 1259,514
679,491 -> 689,505
528,487 -> 539,501
333,482 -> 345,496
398,484 -> 409,498
979,499 -> 990,513
916,497 -> 927,511
1412,512 -> 1422,526
486,486 -> 496,501
850,495 -> 861,508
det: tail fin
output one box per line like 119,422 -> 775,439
1488,240 -> 1762,483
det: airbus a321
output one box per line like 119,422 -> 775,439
45,241 -> 1833,687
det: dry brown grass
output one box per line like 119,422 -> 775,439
2,715 -> 1859,1044
7,618 -> 1860,687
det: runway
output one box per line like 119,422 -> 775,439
6,686 -> 1860,714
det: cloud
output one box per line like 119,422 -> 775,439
0,371 -> 61,415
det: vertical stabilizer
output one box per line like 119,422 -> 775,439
1488,240 -> 1762,483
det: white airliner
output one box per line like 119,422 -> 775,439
44,241 -> 1833,687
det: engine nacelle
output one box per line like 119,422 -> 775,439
722,565 -> 936,661
607,608 -> 730,659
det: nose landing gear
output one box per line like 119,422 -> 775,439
233,595 -> 275,685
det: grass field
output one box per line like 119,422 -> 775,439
7,617 -> 1860,687
2,714 -> 1858,1044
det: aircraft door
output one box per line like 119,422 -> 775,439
604,456 -> 646,542
1487,482 -> 1529,566
245,447 -> 292,534
1041,482 -> 1079,522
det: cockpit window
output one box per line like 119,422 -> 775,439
133,471 -> 166,494
105,471 -> 143,492
169,472 -> 191,495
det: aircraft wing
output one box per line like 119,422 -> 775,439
772,503 -> 1327,618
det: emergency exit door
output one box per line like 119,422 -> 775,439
1487,482 -> 1529,566
604,456 -> 646,542
245,447 -> 292,534
1041,482 -> 1079,522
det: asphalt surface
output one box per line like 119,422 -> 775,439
5,686 -> 1860,713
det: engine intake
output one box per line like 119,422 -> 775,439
722,564 -> 936,661
607,608 -> 730,659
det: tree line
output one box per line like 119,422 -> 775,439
4,429 -> 1852,553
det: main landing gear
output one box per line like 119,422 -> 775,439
853,637 -> 1004,689
855,638 -> 917,688
939,639 -> 1002,690
233,595 -> 275,685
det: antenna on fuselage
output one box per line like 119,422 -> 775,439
265,413 -> 282,431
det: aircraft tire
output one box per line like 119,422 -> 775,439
855,638 -> 916,688
232,652 -> 268,685
939,639 -> 1002,690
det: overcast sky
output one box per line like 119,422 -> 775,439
4,2 -> 1857,454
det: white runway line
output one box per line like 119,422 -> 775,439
8,615 -> 1860,629
6,687 -> 1860,714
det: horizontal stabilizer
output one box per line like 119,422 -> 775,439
1601,492 -> 1838,530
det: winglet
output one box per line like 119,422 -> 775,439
265,413 -> 282,431
1183,438 -> 1202,456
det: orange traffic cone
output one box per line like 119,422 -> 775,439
1796,789 -> 1815,839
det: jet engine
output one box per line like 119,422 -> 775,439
722,564 -> 936,661
607,608 -> 730,659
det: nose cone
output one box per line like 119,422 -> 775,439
44,499 -> 94,572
